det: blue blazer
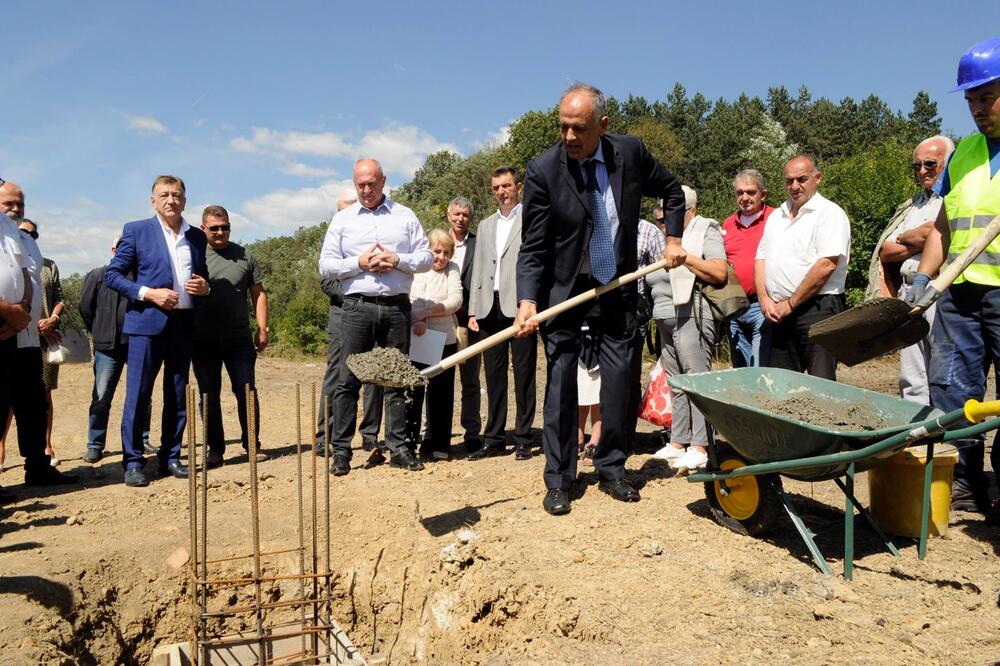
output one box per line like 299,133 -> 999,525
105,216 -> 209,336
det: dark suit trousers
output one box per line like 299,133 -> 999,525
541,278 -> 639,490
1,341 -> 49,473
769,294 -> 845,381
121,310 -> 195,469
458,327 -> 482,442
479,294 -> 537,448
192,336 -> 260,453
407,343 -> 458,453
315,303 -> 384,448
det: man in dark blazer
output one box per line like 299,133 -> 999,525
446,197 -> 482,450
515,84 -> 687,515
105,175 -> 210,487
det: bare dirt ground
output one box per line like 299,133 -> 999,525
1,353 -> 999,665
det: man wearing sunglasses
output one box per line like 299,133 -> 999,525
866,135 -> 954,404
193,205 -> 269,468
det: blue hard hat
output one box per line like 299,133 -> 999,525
950,38 -> 1000,93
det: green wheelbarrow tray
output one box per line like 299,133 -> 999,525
669,368 -> 945,482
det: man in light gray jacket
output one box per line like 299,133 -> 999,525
467,166 -> 537,460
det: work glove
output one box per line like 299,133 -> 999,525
904,273 -> 932,309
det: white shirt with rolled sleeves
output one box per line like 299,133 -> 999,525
136,215 -> 195,310
318,197 -> 433,296
0,213 -> 26,304
756,192 -> 851,301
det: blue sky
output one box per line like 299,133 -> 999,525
3,1 -> 998,275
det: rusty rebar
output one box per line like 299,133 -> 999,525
205,546 -> 301,564
310,383 -> 319,659
199,393 -> 209,666
248,384 -> 265,666
295,384 -> 307,657
186,386 -> 200,666
323,394 -> 332,638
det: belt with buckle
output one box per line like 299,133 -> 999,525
345,293 -> 409,306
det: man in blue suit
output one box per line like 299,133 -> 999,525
105,175 -> 210,487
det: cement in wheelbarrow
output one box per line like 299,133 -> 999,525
669,368 -> 945,482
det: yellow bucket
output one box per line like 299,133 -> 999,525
867,444 -> 958,538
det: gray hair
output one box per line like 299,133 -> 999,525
733,169 -> 767,192
652,202 -> 664,215
448,196 -> 474,216
561,82 -> 607,122
914,135 -> 956,160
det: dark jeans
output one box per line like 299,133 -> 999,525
769,294 -> 845,380
315,304 -> 384,449
87,345 -> 150,451
928,282 -> 1000,494
331,297 -> 410,459
0,342 -> 49,473
479,295 -> 536,448
457,327 -> 482,443
192,336 -> 260,453
407,343 -> 457,453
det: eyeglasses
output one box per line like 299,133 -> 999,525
207,224 -> 231,232
911,160 -> 939,172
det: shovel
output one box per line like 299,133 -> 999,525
810,213 -> 1000,366
419,257 -> 673,380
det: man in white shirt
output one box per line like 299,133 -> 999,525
467,166 -> 537,461
755,155 -> 851,380
318,158 -> 433,476
868,136 -> 954,403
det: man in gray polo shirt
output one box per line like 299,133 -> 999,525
193,205 -> 269,467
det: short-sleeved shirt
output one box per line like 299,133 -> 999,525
722,205 -> 773,296
756,192 -> 851,300
646,221 -> 725,321
195,242 -> 264,340
0,213 -> 26,304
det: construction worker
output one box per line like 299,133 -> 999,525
910,37 -> 1000,523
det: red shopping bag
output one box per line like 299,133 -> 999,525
638,360 -> 672,427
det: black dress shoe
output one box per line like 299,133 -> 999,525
543,488 -> 571,515
144,441 -> 160,454
0,486 -> 16,504
24,467 -> 79,486
158,461 -> 189,479
389,449 -> 424,471
124,468 -> 149,487
361,439 -> 378,452
83,448 -> 102,464
330,454 -> 350,476
467,445 -> 506,460
206,451 -> 224,469
599,477 -> 640,502
514,442 -> 532,460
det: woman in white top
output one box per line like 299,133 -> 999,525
407,229 -> 464,460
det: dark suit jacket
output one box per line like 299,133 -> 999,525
517,134 -> 685,309
456,231 -> 476,322
105,216 -> 209,336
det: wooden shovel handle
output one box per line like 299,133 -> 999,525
422,258 -> 671,377
928,213 -> 1000,295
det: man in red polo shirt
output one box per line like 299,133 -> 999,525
722,169 -> 774,367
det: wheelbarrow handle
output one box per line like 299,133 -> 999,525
911,213 -> 1000,315
963,398 -> 1000,424
421,257 -> 672,379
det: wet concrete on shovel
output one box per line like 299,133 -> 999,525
346,347 -> 427,388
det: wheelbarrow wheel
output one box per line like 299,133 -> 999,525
704,444 -> 783,537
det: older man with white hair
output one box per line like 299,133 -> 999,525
866,135 -> 955,403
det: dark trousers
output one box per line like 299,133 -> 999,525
457,327 -> 482,443
928,282 -> 1000,494
331,298 -> 410,458
479,295 -> 536,448
192,336 -> 260,453
121,311 -> 194,469
0,341 -> 49,473
87,345 -> 150,451
769,294 -> 845,380
407,343 -> 458,453
541,278 -> 638,490
315,304 -> 384,448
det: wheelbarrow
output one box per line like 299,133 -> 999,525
668,367 -> 1000,579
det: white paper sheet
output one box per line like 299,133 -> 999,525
408,328 -> 447,365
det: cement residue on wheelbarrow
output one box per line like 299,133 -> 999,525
753,394 -> 890,431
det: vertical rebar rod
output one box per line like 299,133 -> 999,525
323,394 -> 332,646
295,384 -> 307,656
186,387 -> 200,666
248,384 -> 265,666
310,383 -> 319,660
199,393 -> 209,666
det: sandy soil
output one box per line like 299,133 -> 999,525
1,353 -> 999,665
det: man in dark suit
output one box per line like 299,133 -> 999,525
515,83 -> 687,515
446,196 -> 481,451
105,175 -> 210,487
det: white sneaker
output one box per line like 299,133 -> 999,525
653,445 -> 687,465
674,448 -> 708,472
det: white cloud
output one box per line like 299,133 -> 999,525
125,114 -> 168,134
474,124 -> 511,150
279,162 -> 339,178
230,124 -> 459,178
193,117 -> 208,128
241,179 -> 356,232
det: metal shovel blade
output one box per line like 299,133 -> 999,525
808,297 -> 929,366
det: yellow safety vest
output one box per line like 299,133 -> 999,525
944,133 -> 1000,285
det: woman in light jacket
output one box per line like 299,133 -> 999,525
408,229 -> 464,460
646,186 -> 727,472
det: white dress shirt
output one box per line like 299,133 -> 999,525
756,192 -> 851,300
15,230 -> 42,349
451,234 -> 468,274
137,215 -> 195,309
318,197 -> 432,296
0,213 -> 26,304
493,203 -> 521,291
